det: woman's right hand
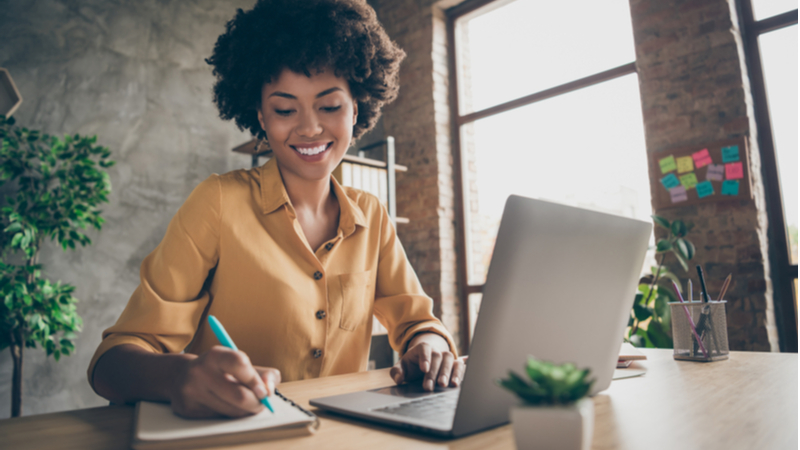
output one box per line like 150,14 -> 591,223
170,346 -> 281,418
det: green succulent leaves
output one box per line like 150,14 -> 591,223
497,357 -> 594,406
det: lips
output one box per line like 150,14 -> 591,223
291,142 -> 331,156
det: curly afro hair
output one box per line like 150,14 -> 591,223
206,0 -> 406,141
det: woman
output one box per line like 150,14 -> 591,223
88,0 -> 463,419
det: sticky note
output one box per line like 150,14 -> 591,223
659,155 -> 677,174
670,185 -> 688,203
661,173 -> 681,190
725,162 -> 744,179
679,172 -> 698,190
677,156 -> 694,174
721,145 -> 740,163
722,180 -> 740,196
692,148 -> 713,168
696,181 -> 714,198
706,164 -> 724,181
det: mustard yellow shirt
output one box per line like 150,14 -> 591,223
88,157 -> 456,389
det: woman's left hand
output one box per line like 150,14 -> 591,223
390,333 -> 466,391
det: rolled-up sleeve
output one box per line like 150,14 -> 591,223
87,175 -> 221,390
372,206 -> 458,357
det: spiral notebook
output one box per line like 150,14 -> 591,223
132,390 -> 319,450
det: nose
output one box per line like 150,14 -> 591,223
296,109 -> 323,138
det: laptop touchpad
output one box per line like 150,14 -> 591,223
369,384 -> 457,398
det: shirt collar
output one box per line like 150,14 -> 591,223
259,157 -> 368,234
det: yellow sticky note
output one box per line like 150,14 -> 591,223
676,156 -> 694,174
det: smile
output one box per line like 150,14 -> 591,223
292,143 -> 331,156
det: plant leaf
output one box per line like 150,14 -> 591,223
652,215 -> 670,231
671,220 -> 687,237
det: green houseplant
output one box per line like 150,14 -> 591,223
497,357 -> 594,450
626,215 -> 696,349
0,115 -> 114,417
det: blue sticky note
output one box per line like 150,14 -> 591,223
696,180 -> 714,198
721,180 -> 739,196
661,173 -> 680,190
721,145 -> 740,163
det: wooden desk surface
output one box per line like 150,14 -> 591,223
0,349 -> 796,450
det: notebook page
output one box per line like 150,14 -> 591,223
137,394 -> 313,441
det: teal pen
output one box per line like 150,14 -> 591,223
207,315 -> 275,413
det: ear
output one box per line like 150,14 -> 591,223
352,101 -> 358,123
257,108 -> 267,132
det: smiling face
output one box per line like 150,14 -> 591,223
257,68 -> 358,184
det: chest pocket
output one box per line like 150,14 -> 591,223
338,271 -> 373,331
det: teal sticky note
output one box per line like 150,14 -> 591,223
721,180 -> 739,196
721,145 -> 740,163
661,173 -> 680,190
696,180 -> 714,198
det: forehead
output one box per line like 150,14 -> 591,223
262,68 -> 352,99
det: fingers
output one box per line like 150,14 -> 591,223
450,357 -> 467,387
173,346 -> 283,418
436,352 -> 455,388
389,362 -> 405,385
420,351 -> 441,391
255,366 -> 281,396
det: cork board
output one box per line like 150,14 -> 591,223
648,136 -> 753,211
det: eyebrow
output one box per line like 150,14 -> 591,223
268,87 -> 343,100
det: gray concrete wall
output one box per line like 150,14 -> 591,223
0,0 -> 257,418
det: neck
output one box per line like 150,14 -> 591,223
279,167 -> 335,215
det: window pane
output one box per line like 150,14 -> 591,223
454,0 -> 636,115
461,74 -> 654,285
759,25 -> 798,264
752,0 -> 798,21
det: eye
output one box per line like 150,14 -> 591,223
321,106 -> 342,113
274,109 -> 294,116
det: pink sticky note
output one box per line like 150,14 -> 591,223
706,164 -> 724,181
725,162 -> 744,180
692,148 -> 713,168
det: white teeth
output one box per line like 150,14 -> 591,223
294,144 -> 328,155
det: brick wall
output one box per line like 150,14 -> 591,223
631,0 -> 778,350
370,0 -> 464,352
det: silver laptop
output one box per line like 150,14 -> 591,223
310,195 -> 652,438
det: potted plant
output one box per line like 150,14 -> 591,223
0,114 -> 114,417
497,357 -> 594,450
626,215 -> 696,348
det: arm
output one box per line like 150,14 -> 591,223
369,203 -> 463,391
93,344 -> 280,418
88,177 -> 279,418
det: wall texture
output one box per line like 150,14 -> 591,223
0,0 -> 255,418
630,0 -> 778,350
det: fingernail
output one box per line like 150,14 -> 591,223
255,385 -> 267,398
452,377 -> 459,386
425,379 -> 433,391
267,380 -> 275,396
440,375 -> 448,386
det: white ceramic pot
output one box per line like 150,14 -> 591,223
510,398 -> 594,450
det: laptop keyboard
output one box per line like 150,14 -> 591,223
372,392 -> 458,425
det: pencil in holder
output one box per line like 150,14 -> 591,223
669,301 -> 729,362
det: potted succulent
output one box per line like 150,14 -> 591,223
497,357 -> 594,450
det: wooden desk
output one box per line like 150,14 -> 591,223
0,349 -> 796,449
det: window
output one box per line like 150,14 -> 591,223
739,0 -> 798,351
447,0 -> 651,343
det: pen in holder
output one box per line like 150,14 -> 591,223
669,301 -> 729,361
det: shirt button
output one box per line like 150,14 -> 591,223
313,271 -> 323,280
313,349 -> 323,358
325,243 -> 334,251
316,310 -> 326,320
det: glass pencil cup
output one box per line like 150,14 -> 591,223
669,301 -> 729,362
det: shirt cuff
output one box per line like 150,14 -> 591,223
398,321 -> 458,358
